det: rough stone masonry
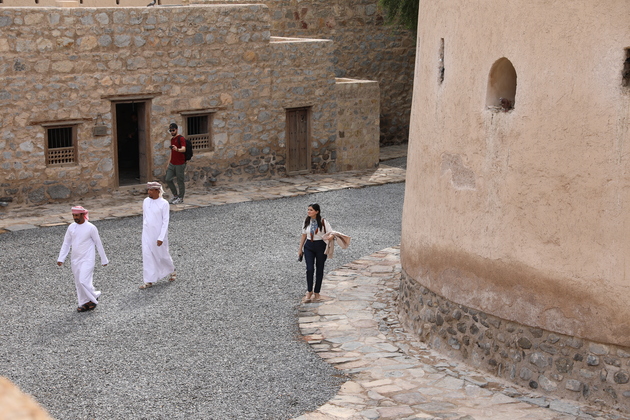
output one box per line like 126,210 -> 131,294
0,4 -> 379,204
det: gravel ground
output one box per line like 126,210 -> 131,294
0,182 -> 404,420
382,156 -> 407,170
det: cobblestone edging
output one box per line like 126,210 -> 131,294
398,271 -> 630,415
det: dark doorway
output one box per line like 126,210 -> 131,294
115,102 -> 148,186
286,107 -> 310,174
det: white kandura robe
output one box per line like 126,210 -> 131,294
142,196 -> 175,283
57,221 -> 109,306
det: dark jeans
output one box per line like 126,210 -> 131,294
304,239 -> 327,293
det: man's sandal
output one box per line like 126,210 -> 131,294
139,283 -> 153,289
77,302 -> 96,312
168,273 -> 176,282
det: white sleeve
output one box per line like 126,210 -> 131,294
142,198 -> 148,222
91,226 -> 109,265
57,226 -> 72,263
158,200 -> 170,242
324,219 -> 333,234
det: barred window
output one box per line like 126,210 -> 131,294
186,114 -> 212,151
46,126 -> 77,166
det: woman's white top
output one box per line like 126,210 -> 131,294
301,218 -> 333,241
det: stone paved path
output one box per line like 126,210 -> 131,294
294,247 -> 625,420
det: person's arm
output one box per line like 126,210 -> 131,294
298,233 -> 307,256
175,136 -> 186,153
158,200 -> 170,244
170,137 -> 186,153
322,219 -> 334,240
57,227 -> 72,265
91,226 -> 109,266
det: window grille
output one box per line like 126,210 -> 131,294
186,114 -> 212,151
46,126 -> 76,166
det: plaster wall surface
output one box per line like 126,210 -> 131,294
401,0 -> 630,347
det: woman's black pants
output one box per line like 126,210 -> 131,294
304,239 -> 327,293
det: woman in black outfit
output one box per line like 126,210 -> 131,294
298,203 -> 333,303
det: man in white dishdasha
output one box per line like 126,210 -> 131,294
140,181 -> 176,289
57,206 -> 109,312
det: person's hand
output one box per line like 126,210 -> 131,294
157,240 -> 163,247
57,261 -> 62,266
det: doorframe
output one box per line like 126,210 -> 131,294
285,106 -> 311,175
111,99 -> 152,187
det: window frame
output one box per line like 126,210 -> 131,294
184,113 -> 213,152
44,124 -> 78,167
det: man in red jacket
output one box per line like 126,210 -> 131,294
165,122 -> 187,204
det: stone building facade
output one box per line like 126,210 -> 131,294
165,0 -> 416,146
0,4 -> 379,204
260,0 -> 414,146
335,78 -> 379,171
400,0 -> 630,413
5,0 -> 414,146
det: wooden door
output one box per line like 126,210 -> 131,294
286,108 -> 309,173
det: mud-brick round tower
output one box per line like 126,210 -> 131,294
400,0 -> 630,412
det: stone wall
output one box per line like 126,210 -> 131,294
398,271 -> 630,414
2,0 -> 155,6
0,0 -> 182,7
335,78 -> 379,171
269,36 -> 337,173
3,0 -> 415,146
0,4 -> 342,204
268,0 -> 413,145
196,0 -> 414,145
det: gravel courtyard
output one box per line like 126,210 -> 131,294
0,182 -> 404,419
